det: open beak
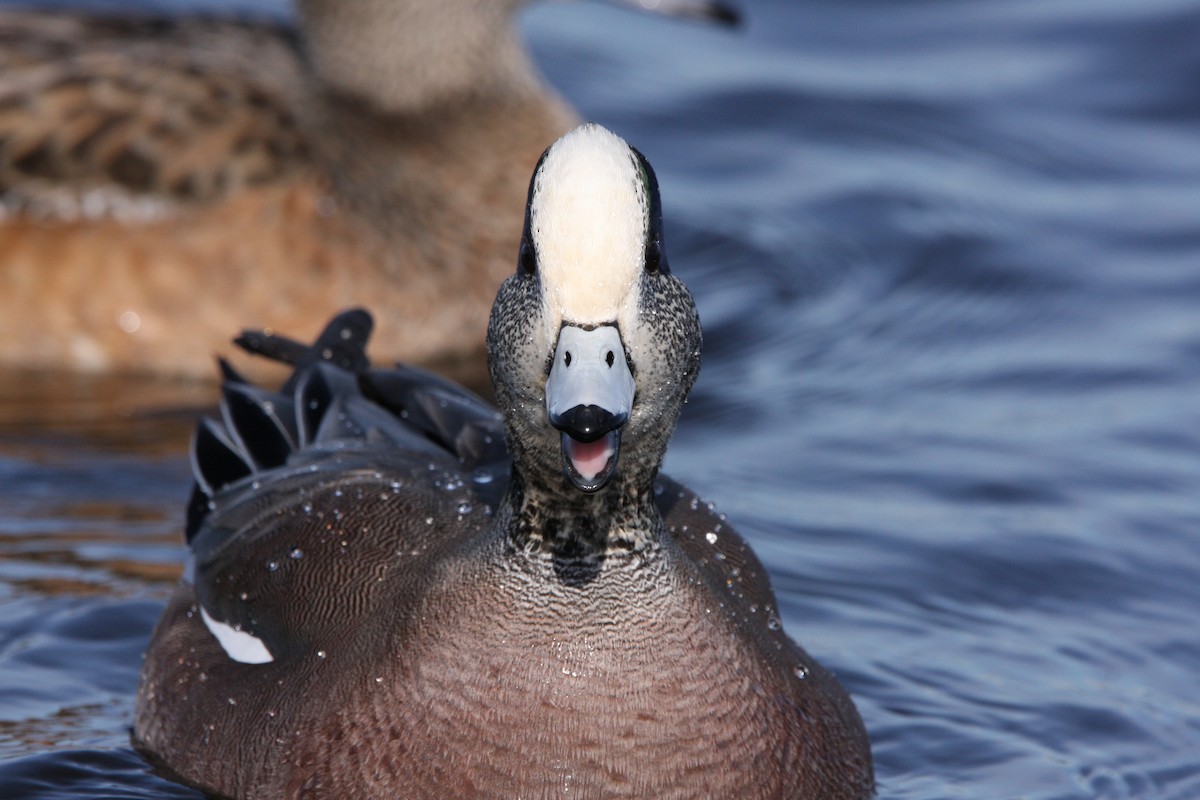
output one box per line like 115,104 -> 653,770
545,324 -> 635,493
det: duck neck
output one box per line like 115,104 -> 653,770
293,0 -> 577,269
296,0 -> 541,115
501,469 -> 665,565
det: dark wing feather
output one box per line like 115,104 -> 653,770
190,416 -> 251,498
291,359 -> 340,448
219,382 -> 296,470
187,417 -> 251,540
363,364 -> 507,468
185,309 -> 506,659
188,309 -> 509,541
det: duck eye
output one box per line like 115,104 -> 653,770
645,238 -> 663,274
518,239 -> 537,276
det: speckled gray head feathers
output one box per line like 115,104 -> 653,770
488,124 -> 700,520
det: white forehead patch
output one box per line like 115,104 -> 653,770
530,124 -> 647,325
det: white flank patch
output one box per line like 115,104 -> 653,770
531,124 -> 647,325
200,605 -> 274,665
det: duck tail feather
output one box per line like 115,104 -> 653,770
233,328 -> 308,367
233,308 -> 373,393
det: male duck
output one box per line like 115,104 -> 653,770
0,0 -> 734,381
134,124 -> 873,798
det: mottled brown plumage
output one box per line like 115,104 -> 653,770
0,2 -> 577,381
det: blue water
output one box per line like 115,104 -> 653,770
2,0 -> 1200,796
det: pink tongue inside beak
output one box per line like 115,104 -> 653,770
564,434 -> 614,481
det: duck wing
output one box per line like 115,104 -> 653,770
185,309 -> 507,662
0,9 -> 310,213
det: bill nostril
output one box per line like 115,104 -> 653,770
564,351 -> 572,367
606,351 -> 615,367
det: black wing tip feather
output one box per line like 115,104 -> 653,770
185,308 -> 506,542
186,309 -> 376,540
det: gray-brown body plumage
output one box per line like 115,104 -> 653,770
135,125 -> 873,798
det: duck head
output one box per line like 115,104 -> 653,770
488,124 -> 701,504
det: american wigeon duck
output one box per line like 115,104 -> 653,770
134,124 -> 873,798
0,0 -> 734,382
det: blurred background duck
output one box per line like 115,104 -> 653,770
0,0 -> 735,384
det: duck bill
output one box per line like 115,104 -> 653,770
545,324 -> 635,493
601,0 -> 741,27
